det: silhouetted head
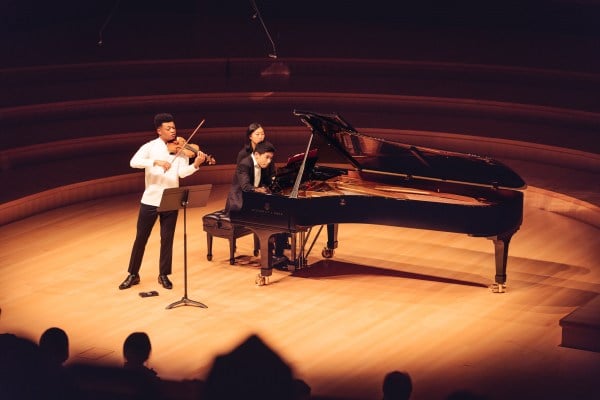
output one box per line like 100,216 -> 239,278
39,327 -> 69,366
294,378 -> 312,399
123,332 -> 152,366
205,334 -> 294,400
382,370 -> 413,400
1,333 -> 46,399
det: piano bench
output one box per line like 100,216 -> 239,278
202,210 -> 259,265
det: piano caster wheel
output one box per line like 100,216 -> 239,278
491,282 -> 506,293
207,254 -> 213,261
255,274 -> 269,286
254,249 -> 259,256
322,247 -> 334,258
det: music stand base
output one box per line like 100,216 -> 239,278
166,296 -> 207,309
158,185 -> 212,311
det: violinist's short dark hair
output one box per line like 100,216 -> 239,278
246,122 -> 263,139
254,141 -> 275,155
154,113 -> 174,129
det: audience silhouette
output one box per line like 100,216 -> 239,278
38,327 -> 80,399
1,327 -> 501,400
204,334 -> 295,400
123,331 -> 159,380
445,389 -> 489,400
39,326 -> 69,368
382,370 -> 413,400
293,378 -> 312,400
1,333 -> 47,399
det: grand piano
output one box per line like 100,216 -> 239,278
229,110 -> 526,292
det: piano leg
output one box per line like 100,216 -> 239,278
488,231 -> 515,293
243,228 -> 280,286
322,223 -> 339,258
290,233 -> 298,271
243,225 -> 336,286
206,233 -> 213,261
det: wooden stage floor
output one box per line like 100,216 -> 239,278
1,184 -> 599,399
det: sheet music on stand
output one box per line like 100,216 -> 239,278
158,184 -> 212,309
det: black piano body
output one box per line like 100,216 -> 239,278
230,111 -> 526,292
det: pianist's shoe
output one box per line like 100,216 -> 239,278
118,274 -> 140,290
272,255 -> 289,271
158,274 -> 173,290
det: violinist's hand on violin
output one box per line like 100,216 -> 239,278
154,160 -> 171,171
193,152 -> 207,168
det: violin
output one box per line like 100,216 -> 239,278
167,137 -> 216,165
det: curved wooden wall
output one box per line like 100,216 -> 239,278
1,58 -> 599,225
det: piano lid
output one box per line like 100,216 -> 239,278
293,110 -> 527,190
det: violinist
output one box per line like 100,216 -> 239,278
119,113 -> 210,291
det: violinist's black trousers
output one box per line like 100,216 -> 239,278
127,203 -> 178,276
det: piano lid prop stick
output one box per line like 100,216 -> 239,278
289,132 -> 315,199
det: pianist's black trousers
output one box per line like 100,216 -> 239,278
272,233 -> 289,257
128,203 -> 178,276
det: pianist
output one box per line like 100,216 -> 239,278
225,141 -> 288,267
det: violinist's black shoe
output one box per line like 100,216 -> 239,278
158,275 -> 173,290
119,274 -> 140,290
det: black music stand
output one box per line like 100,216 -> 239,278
158,184 -> 212,309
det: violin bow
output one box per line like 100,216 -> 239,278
169,118 -> 206,164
